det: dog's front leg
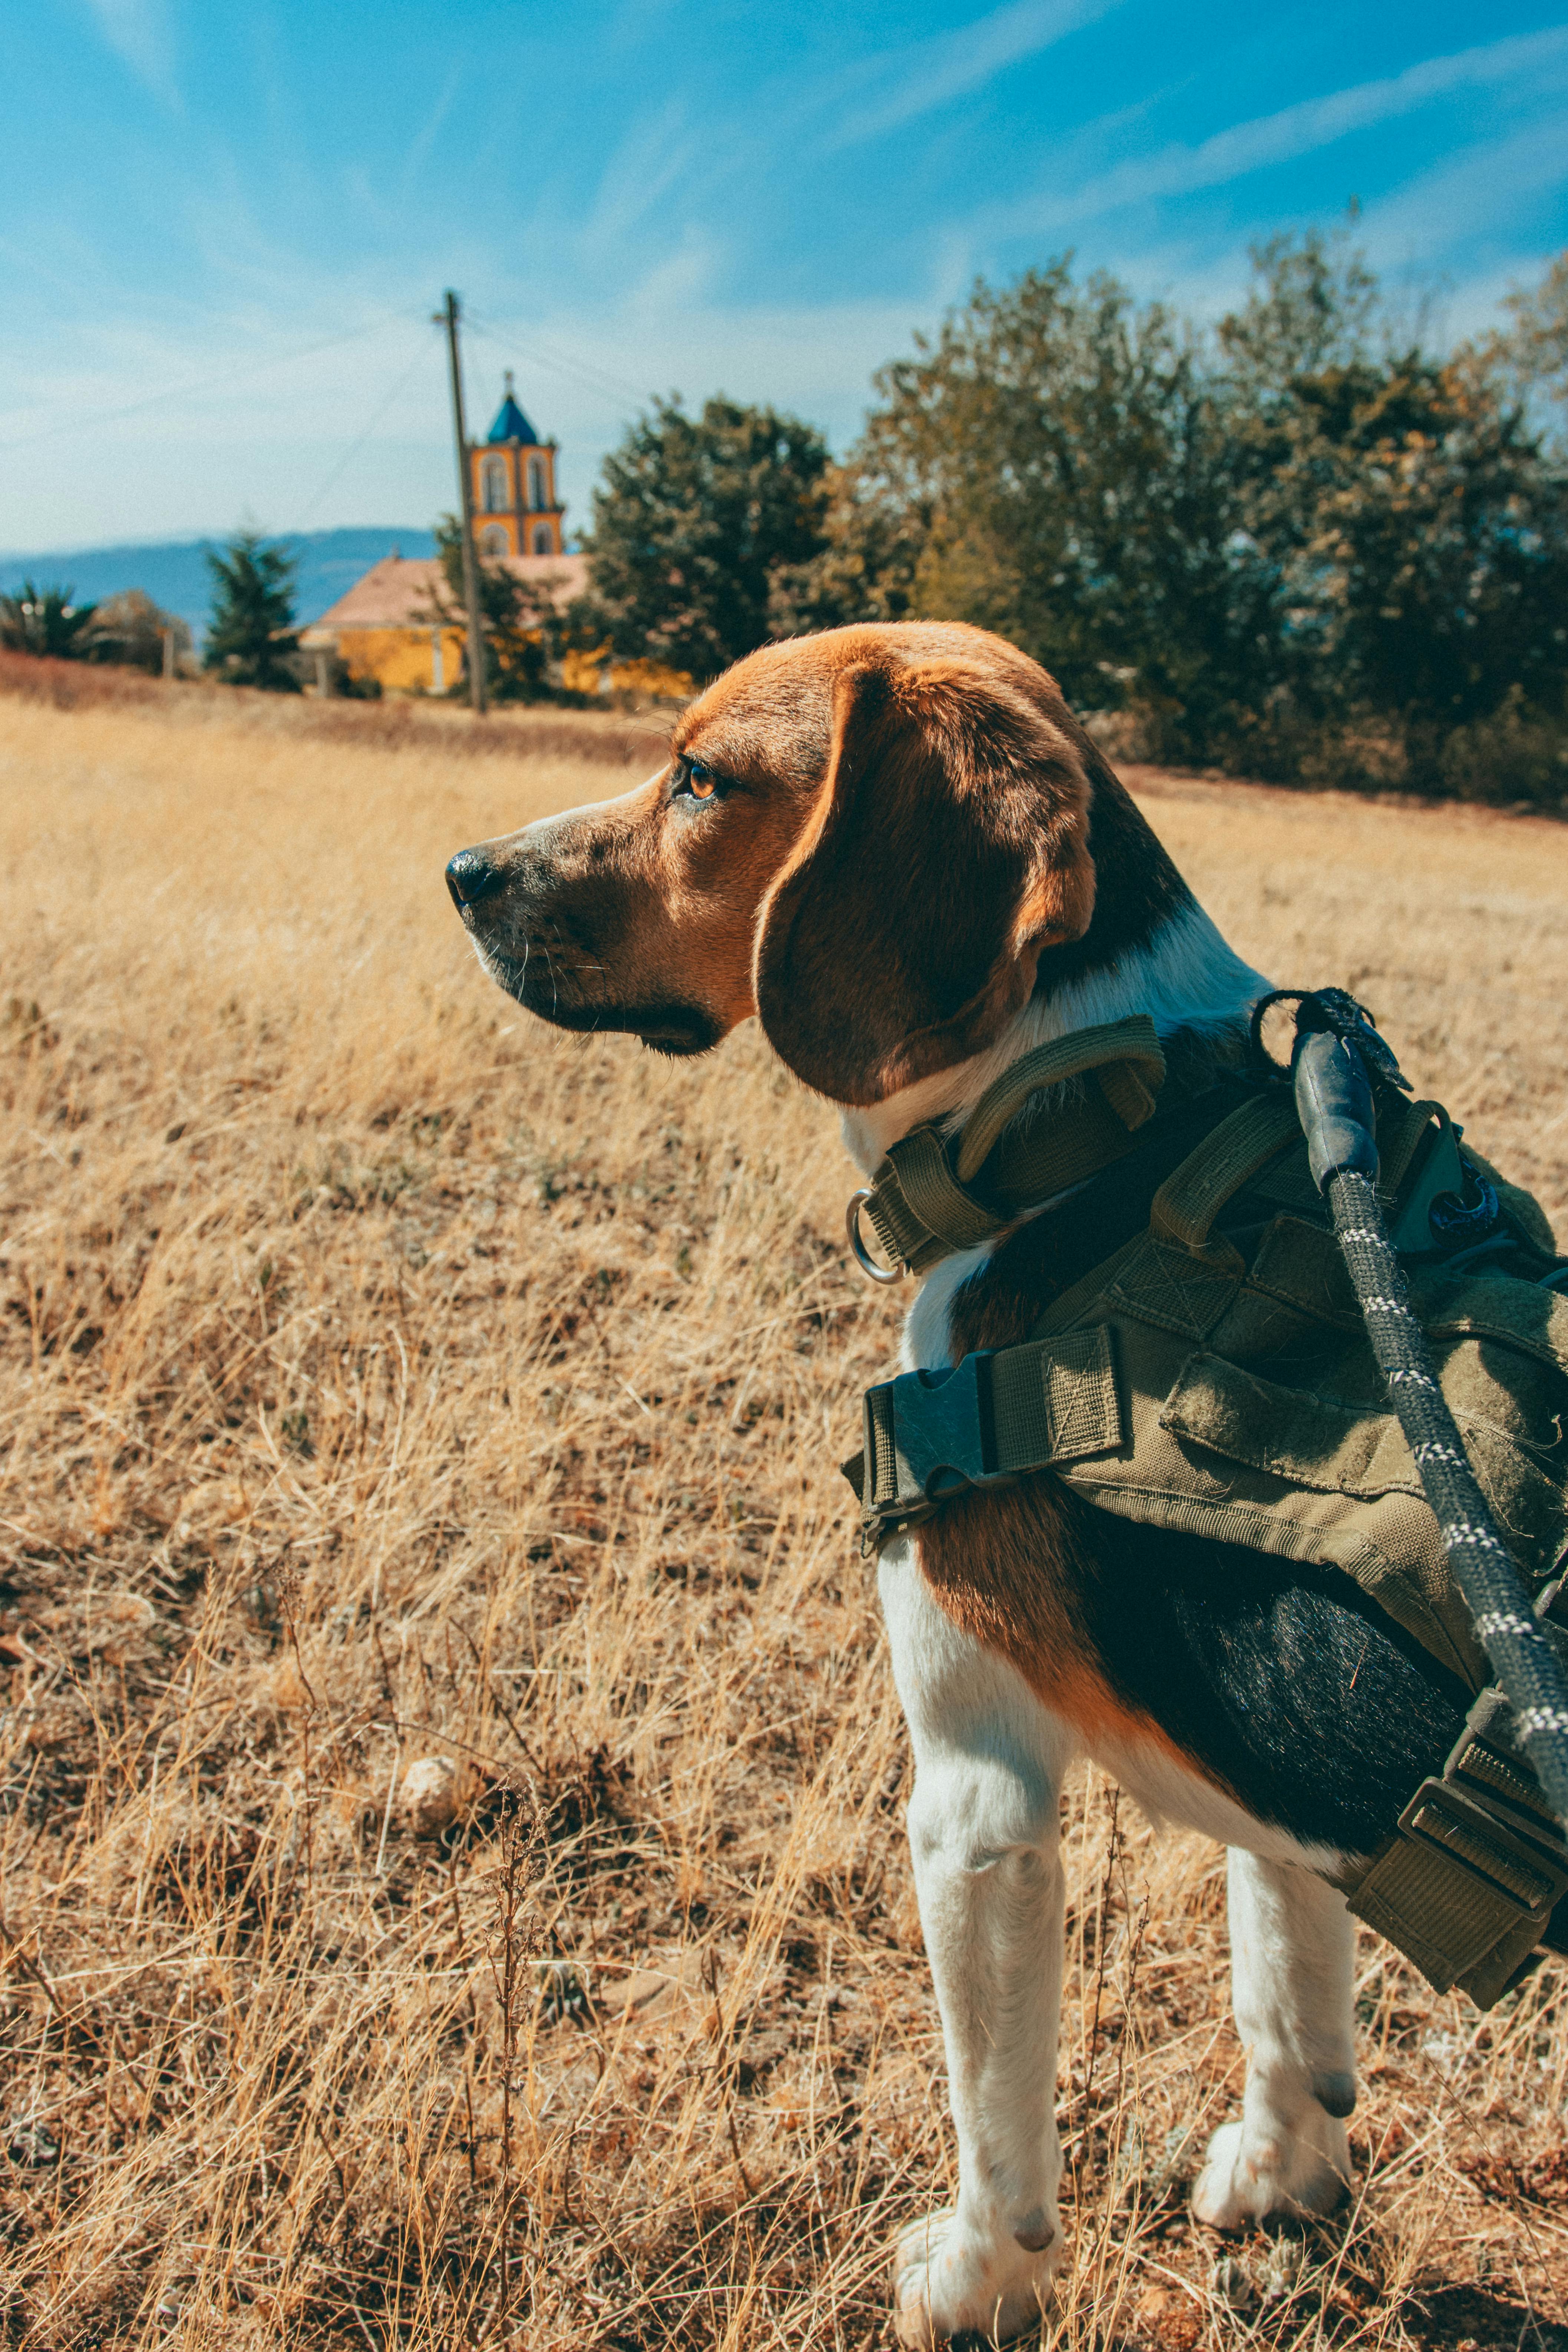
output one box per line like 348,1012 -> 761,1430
1191,1850 -> 1356,2228
881,1539 -> 1072,2349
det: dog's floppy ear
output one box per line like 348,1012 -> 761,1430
754,656 -> 1096,1104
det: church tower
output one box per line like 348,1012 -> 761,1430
468,372 -> 566,558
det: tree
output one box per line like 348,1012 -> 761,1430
798,233 -> 1568,788
88,589 -> 192,675
1216,223 -> 1380,416
766,458 -> 923,638
584,397 -> 832,679
0,579 -> 99,659
1483,251 -> 1568,452
1247,358 -> 1565,702
423,517 -> 558,701
1236,353 -> 1568,778
822,262 -> 1267,753
203,531 -> 300,690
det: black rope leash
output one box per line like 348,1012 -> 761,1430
1255,989 -> 1568,1836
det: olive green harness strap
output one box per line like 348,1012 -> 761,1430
855,1017 -> 1167,1278
846,1075 -> 1459,1542
1335,1643 -> 1568,2008
1150,1092 -> 1300,1251
848,1325 -> 1123,1546
1141,1086 -> 1449,1257
845,1075 -> 1300,1538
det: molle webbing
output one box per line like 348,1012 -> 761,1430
1144,1084 -> 1443,1257
858,1017 -> 1168,1277
847,1080 -> 1480,1556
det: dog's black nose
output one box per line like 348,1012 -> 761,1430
445,847 -> 506,911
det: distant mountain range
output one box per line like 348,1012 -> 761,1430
0,527 -> 438,643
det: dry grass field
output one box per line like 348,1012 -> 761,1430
1,676 -> 1566,2352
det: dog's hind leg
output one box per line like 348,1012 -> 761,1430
1192,1850 -> 1356,2229
880,1537 -> 1074,2349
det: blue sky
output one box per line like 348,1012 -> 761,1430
4,0 -> 1567,555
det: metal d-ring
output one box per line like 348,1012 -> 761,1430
846,1190 -> 906,1285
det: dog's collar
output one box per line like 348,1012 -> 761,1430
845,1015 -> 1167,1283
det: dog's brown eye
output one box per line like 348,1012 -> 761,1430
677,758 -> 717,801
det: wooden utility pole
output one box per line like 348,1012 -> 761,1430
438,288 -> 487,716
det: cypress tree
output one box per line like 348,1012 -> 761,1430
203,531 -> 300,690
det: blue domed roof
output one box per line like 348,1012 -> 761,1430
486,373 -> 539,444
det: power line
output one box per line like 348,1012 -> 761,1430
288,337 -> 433,534
0,317 -> 409,455
524,336 -> 652,405
463,314 -> 652,409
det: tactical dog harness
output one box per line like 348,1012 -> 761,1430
843,1010 -> 1568,2008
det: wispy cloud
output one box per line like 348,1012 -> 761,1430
978,25 -> 1568,243
829,0 -> 1128,151
400,62 -> 466,196
82,0 -> 181,108
16,7 -> 1568,554
579,97 -> 693,251
1359,104 -> 1568,269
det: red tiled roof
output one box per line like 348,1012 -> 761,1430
308,552 -> 588,633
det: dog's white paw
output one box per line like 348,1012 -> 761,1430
1191,2111 -> 1349,2230
892,2203 -> 1058,2348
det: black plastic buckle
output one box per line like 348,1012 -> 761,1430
863,1351 -> 1014,1535
1397,1776 -> 1568,1920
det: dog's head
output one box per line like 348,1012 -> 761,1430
446,621 -> 1181,1108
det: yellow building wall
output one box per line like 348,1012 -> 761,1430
470,442 -> 562,558
475,515 -> 566,558
337,626 -> 465,694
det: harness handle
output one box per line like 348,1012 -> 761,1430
953,1016 -> 1165,1182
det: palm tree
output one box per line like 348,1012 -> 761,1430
0,580 -> 100,658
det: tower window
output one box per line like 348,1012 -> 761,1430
527,456 -> 546,511
480,524 -> 510,556
481,456 -> 509,513
532,524 -> 554,555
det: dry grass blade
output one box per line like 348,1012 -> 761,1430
1,690 -> 1565,2348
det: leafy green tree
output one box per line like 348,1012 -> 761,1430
0,580 -> 99,658
584,397 -> 832,679
1217,223 -> 1380,415
766,458 -> 923,638
203,531 -> 300,690
1236,354 -> 1568,758
822,262 -> 1271,753
802,232 -> 1568,788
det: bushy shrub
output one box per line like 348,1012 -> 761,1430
89,588 -> 194,675
1436,687 -> 1568,808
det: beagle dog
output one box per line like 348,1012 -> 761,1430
445,623 -> 1470,2348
